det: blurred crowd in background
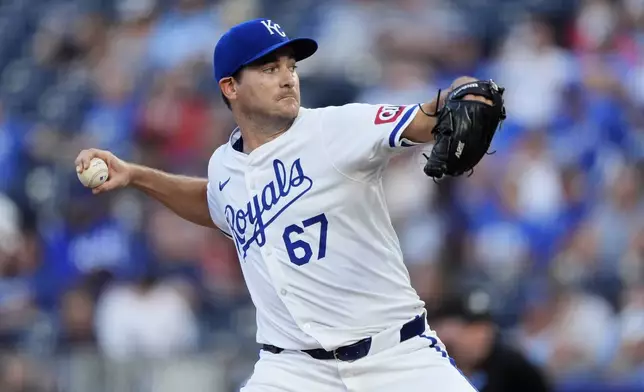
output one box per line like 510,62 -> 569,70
0,0 -> 643,390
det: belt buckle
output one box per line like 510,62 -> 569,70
333,348 -> 341,361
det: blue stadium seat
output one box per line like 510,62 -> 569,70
0,59 -> 34,96
4,0 -> 28,13
0,18 -> 13,58
36,88 -> 75,126
0,58 -> 59,115
34,77 -> 90,131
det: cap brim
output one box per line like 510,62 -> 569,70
241,38 -> 318,68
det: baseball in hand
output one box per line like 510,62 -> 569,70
77,158 -> 109,188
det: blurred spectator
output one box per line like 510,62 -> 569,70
492,14 -> 574,128
590,164 -> 644,275
103,0 -> 157,82
135,62 -> 216,168
613,284 -> 644,383
55,287 -> 97,354
377,0 -> 466,66
465,170 -> 532,289
0,102 -> 24,193
33,184 -> 149,311
0,194 -> 41,349
620,225 -> 644,287
516,280 -> 618,381
0,353 -> 55,392
146,205 -> 210,266
511,130 -> 564,227
431,287 -> 551,392
303,0 -> 381,82
94,272 -> 199,360
146,0 -> 222,71
356,58 -> 436,106
78,64 -> 137,160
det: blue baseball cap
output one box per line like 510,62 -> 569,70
213,18 -> 318,82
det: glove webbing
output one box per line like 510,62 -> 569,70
419,81 -> 504,182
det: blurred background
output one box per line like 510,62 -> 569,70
0,0 -> 643,391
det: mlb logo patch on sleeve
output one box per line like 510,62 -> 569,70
374,105 -> 406,125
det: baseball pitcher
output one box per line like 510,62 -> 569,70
75,18 -> 506,391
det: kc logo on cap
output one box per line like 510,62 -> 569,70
261,20 -> 286,37
213,18 -> 318,82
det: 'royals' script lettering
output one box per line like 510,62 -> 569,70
225,158 -> 313,258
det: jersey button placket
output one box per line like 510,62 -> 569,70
245,172 -> 255,193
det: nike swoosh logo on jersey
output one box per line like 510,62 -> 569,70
219,177 -> 231,191
224,158 -> 313,259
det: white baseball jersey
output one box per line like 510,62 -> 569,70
206,103 -> 426,351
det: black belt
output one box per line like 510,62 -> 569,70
262,314 -> 425,362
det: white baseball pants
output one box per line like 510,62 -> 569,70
240,328 -> 478,392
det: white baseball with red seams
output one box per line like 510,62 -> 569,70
77,157 -> 109,188
206,103 -> 478,392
